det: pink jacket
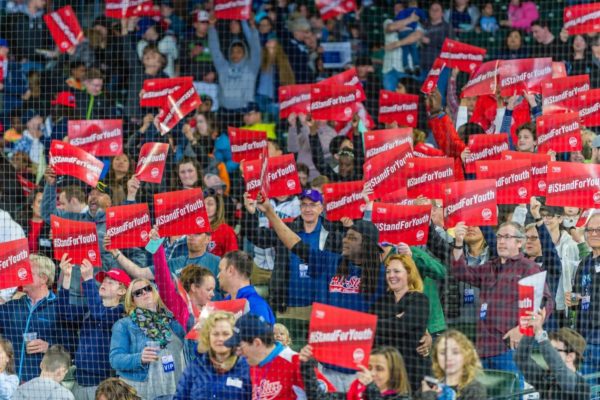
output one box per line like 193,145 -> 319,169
508,1 -> 539,31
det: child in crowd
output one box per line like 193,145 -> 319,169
0,338 -> 18,399
479,2 -> 500,33
274,323 -> 292,347
394,0 -> 427,74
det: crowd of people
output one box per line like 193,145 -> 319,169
0,0 -> 600,399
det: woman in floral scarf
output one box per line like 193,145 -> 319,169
110,278 -> 186,400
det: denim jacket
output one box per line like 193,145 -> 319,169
109,316 -> 185,382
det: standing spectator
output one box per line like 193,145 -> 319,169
11,109 -> 45,167
136,18 -> 179,78
25,190 -> 47,254
109,278 -> 186,400
276,17 -> 314,84
420,2 -> 452,77
0,338 -> 18,400
382,11 -> 423,91
256,37 -> 295,121
205,191 -> 238,257
13,345 -> 74,400
499,0 -> 539,32
591,36 -> 600,88
181,10 -> 215,83
569,34 -> 592,77
516,308 -> 590,400
105,153 -> 133,207
0,254 -> 60,382
451,221 -> 553,373
443,0 -> 480,34
74,68 -> 116,120
159,0 -> 184,39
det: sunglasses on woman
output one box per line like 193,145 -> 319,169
132,285 -> 153,298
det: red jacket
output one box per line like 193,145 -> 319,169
429,114 -> 466,180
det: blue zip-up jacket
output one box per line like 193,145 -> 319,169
225,285 -> 276,325
56,280 -> 125,386
173,352 -> 251,400
109,315 -> 185,381
0,292 -> 60,382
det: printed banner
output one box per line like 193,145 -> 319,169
51,215 -> 101,267
214,0 -> 251,20
421,58 -> 446,94
242,158 -> 261,199
49,140 -> 104,188
135,142 -> 169,184
156,84 -> 201,135
371,203 -> 431,245
464,134 -> 509,174
564,3 -> 600,35
310,84 -> 359,122
546,162 -> 600,208
461,60 -> 499,98
499,58 -> 553,96
186,299 -> 250,339
518,271 -> 547,336
228,127 -> 268,163
44,6 -> 84,53
364,128 -> 413,160
317,69 -> 365,102
379,187 -> 411,205
576,208 -> 598,227
67,119 -> 123,157
475,160 -> 532,204
0,239 -> 33,290
579,88 -> 600,127
405,157 -> 454,199
413,142 -> 445,158
443,180 -> 497,228
106,203 -> 152,249
140,77 -> 194,107
378,91 -> 418,127
542,75 -> 590,114
278,84 -> 312,118
536,112 -> 582,153
308,303 -> 377,370
266,154 -> 301,198
154,189 -> 210,236
439,38 -> 486,73
552,62 -> 567,79
501,151 -> 550,197
322,181 -> 365,221
363,143 -> 413,200
105,0 -> 158,18
316,0 -> 357,20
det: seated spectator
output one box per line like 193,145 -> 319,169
443,0 -> 480,34
530,20 -> 568,60
181,11 -> 214,82
479,2 -> 499,33
11,109 -> 45,167
499,0 -> 539,32
416,330 -> 486,399
173,157 -> 203,190
173,311 -> 251,399
13,345 -> 74,400
495,30 -> 528,60
516,308 -> 590,400
95,378 -> 141,400
109,278 -> 186,400
0,338 -> 18,400
74,68 -> 116,120
241,104 -> 276,140
205,190 -> 238,257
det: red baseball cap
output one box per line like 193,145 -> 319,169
51,91 -> 76,108
95,269 -> 131,288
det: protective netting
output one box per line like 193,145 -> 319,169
0,0 -> 599,399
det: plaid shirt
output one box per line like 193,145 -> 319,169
452,253 -> 554,358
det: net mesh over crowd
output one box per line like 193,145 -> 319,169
0,0 -> 600,399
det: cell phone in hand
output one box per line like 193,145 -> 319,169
424,376 -> 439,388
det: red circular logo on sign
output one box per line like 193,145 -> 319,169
481,208 -> 492,220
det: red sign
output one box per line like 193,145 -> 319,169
501,151 -> 550,197
461,60 -> 499,98
316,0 -> 357,20
552,62 -> 567,79
564,3 -> 600,35
378,91 -> 418,127
51,215 -> 101,267
214,0 -> 251,19
106,203 -> 151,249
49,140 -> 104,188
318,69 -> 366,102
536,112 -> 582,153
363,143 -> 413,200
0,239 -> 33,290
542,75 -> 590,114
379,187 -> 410,204
242,158 -> 261,199
154,189 -> 210,236
413,142 -> 445,158
228,127 -> 268,163
156,85 -> 201,135
140,77 -> 194,107
579,89 -> 600,127
135,142 -> 169,184
68,119 -> 123,157
310,84 -> 359,122
518,285 -> 535,336
464,134 -> 509,174
421,58 -> 446,94
405,157 -> 454,199
105,0 -> 158,18
44,6 -> 84,53
475,160 -> 531,204
308,303 -> 377,370
364,128 -> 412,160
372,203 -> 431,245
546,162 -> 600,208
187,299 -> 250,339
499,58 -> 553,96
322,181 -> 365,221
278,84 -> 312,118
266,154 -> 301,198
443,180 -> 497,228
439,39 -> 486,73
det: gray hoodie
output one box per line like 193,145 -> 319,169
12,377 -> 74,400
208,21 -> 261,110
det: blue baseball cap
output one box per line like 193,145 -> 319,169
224,314 -> 273,348
0,39 -> 8,48
300,189 -> 323,203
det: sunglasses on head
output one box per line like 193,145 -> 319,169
132,285 -> 153,298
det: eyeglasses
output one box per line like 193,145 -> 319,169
132,285 -> 153,298
584,228 -> 600,235
497,234 -> 523,241
525,235 -> 540,242
203,188 -> 218,197
540,213 -> 558,219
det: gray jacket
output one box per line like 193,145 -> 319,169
13,377 -> 74,400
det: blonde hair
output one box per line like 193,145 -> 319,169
385,254 -> 423,292
198,311 -> 238,369
431,330 -> 482,393
370,347 -> 411,394
30,254 -> 56,287
124,279 -> 169,314
273,323 -> 291,346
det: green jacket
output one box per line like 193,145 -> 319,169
411,246 -> 448,334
